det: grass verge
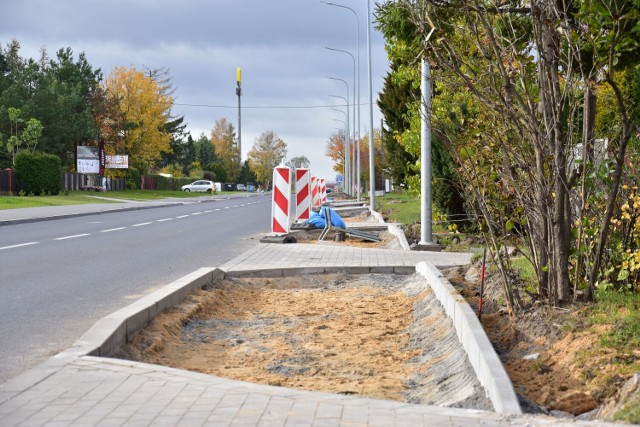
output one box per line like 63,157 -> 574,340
375,191 -> 421,224
0,189 -> 220,210
378,190 -> 640,420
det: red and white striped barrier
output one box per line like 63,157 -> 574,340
319,178 -> 327,204
271,166 -> 291,234
295,168 -> 311,221
311,176 -> 321,208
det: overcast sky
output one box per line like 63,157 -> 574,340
2,0 -> 390,182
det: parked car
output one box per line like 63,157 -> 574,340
236,183 -> 246,191
181,180 -> 214,192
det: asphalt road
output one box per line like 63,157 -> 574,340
0,194 -> 272,384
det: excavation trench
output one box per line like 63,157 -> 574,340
112,273 -> 492,410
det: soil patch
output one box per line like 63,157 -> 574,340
112,273 -> 492,410
444,263 -> 639,420
294,229 -> 398,249
292,211 -> 398,249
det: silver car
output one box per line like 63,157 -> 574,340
181,180 -> 214,192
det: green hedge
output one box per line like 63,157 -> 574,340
148,175 -> 195,190
125,168 -> 142,189
15,151 -> 62,195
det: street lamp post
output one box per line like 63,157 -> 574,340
327,77 -> 351,195
331,109 -> 349,189
366,0 -> 375,210
330,95 -> 350,196
321,1 -> 361,200
236,67 -> 242,162
326,47 -> 359,201
420,16 -> 437,247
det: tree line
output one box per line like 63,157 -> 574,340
0,39 -> 307,188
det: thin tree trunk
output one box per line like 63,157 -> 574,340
588,77 -> 636,300
575,83 -> 597,294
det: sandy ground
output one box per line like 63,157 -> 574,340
112,273 -> 492,410
443,264 -> 623,417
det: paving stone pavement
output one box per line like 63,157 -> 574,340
0,201 -> 621,426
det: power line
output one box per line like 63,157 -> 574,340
174,102 -> 368,109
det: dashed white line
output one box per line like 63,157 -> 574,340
204,210 -> 213,213
0,242 -> 39,250
214,209 -> 221,211
132,222 -> 152,227
176,215 -> 189,219
157,218 -> 173,222
100,227 -> 126,233
54,234 -> 90,240
191,212 -> 203,216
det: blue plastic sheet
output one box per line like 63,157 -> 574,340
306,207 -> 346,229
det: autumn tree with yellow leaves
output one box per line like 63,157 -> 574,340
247,131 -> 287,185
210,117 -> 240,182
99,66 -> 173,171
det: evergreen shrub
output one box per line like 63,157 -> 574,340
14,151 -> 61,195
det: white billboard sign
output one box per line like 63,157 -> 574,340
77,146 -> 99,173
106,155 -> 128,169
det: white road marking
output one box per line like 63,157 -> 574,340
191,212 -> 203,216
157,218 -> 173,222
176,215 -> 189,219
132,222 -> 152,227
54,234 -> 90,240
0,242 -> 39,250
100,227 -> 126,233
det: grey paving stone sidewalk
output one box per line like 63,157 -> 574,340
0,201 -> 620,426
0,356 -> 617,427
221,242 -> 472,274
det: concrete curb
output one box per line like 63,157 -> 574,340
64,261 -> 518,415
0,203 -> 182,227
0,267 -> 224,402
83,267 -> 225,357
223,266 -> 418,277
370,210 -> 385,224
0,192 -> 267,227
415,262 -> 522,414
2,257 -> 519,418
368,209 -> 411,251
387,223 -> 411,251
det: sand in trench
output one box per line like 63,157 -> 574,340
112,274 -> 492,409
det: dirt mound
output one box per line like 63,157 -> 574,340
444,263 -> 638,421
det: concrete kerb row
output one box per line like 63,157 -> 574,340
345,207 -> 410,251
370,206 -> 520,413
415,261 -> 522,414
12,259 -> 520,415
0,203 -> 181,227
370,209 -> 411,251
